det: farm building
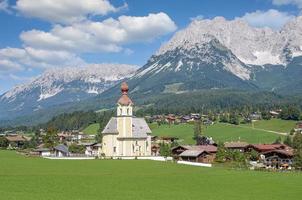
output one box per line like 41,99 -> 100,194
262,149 -> 294,169
54,144 -> 69,157
81,142 -> 102,156
5,135 -> 29,149
101,82 -> 152,157
247,144 -> 294,169
33,148 -> 51,157
172,145 -> 217,163
179,149 -> 216,163
246,144 -> 292,153
224,141 -> 249,152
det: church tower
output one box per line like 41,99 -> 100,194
117,82 -> 133,117
116,82 -> 133,138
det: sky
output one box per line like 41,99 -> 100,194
0,0 -> 301,94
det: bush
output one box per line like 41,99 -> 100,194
69,143 -> 85,154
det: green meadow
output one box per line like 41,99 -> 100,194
241,119 -> 296,133
0,151 -> 302,200
150,122 -> 287,144
82,123 -> 100,135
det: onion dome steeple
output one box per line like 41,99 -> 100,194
117,82 -> 133,106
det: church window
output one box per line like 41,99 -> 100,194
127,108 -> 129,115
113,147 -> 116,153
132,144 -> 135,152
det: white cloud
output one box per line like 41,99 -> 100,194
0,47 -> 85,75
20,12 -> 177,53
15,0 -> 125,24
0,59 -> 23,72
0,0 -> 10,13
272,0 -> 302,8
240,9 -> 294,29
190,15 -> 204,21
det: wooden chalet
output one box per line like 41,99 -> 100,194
262,149 -> 294,169
172,145 -> 217,163
5,135 -> 29,148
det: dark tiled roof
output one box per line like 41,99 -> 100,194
54,144 -> 69,154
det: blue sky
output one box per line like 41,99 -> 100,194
0,0 -> 301,94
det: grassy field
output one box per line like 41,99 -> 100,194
82,123 -> 100,135
241,119 -> 296,133
0,151 -> 302,200
150,122 -> 284,144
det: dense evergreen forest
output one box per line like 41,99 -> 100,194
0,90 -> 301,132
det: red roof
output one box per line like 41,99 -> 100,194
248,144 -> 291,152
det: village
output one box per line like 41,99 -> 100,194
1,82 -> 302,171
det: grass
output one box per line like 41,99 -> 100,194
241,119 -> 296,133
0,150 -> 302,200
150,122 -> 285,144
82,123 -> 100,135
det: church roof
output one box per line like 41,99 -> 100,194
132,118 -> 152,138
102,117 -> 118,134
101,117 -> 151,138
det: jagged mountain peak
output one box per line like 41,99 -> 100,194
1,64 -> 137,101
157,16 -> 302,66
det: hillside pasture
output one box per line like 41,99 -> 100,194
150,122 -> 284,144
82,123 -> 100,135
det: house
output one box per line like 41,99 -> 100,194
269,111 -> 280,118
5,135 -> 29,149
54,144 -> 69,157
246,144 -> 292,153
179,150 -> 215,163
224,141 -> 249,152
262,149 -> 294,169
81,142 -> 102,156
33,148 -> 51,157
151,144 -> 160,156
249,113 -> 262,120
172,145 -> 217,163
247,144 -> 294,169
152,136 -> 179,144
101,82 -> 152,157
166,114 -> 176,124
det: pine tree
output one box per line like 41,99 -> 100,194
193,120 -> 202,141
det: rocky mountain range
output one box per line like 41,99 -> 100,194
1,16 -> 302,125
0,64 -> 136,121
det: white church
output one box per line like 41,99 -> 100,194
101,82 -> 152,157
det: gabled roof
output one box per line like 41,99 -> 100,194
5,135 -> 28,142
173,145 -> 217,153
224,142 -> 249,148
54,144 -> 69,154
132,118 -> 152,138
102,117 -> 118,134
179,150 -> 206,157
248,144 -> 288,152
